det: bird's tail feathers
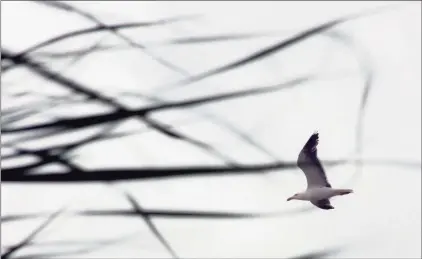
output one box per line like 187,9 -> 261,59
335,188 -> 353,195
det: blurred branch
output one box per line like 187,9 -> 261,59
0,72 -> 310,134
1,49 -> 239,165
3,157 -> 418,183
27,1 -> 285,165
155,2 -> 407,91
32,31 -> 288,58
2,208 -> 262,223
290,248 -> 342,259
1,206 -> 67,259
324,29 -> 374,187
2,14 -> 199,73
1,159 -> 346,182
31,0 -> 192,76
121,191 -> 179,258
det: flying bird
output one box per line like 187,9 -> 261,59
287,132 -> 353,210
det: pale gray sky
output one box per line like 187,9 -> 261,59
2,1 -> 421,258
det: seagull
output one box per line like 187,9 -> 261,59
286,132 -> 353,210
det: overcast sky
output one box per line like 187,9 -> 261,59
2,1 -> 421,258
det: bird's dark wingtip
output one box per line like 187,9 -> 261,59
304,131 -> 319,151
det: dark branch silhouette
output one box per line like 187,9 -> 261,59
2,160 -> 346,182
1,207 -> 67,259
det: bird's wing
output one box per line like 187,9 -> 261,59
311,199 -> 334,210
297,132 -> 331,188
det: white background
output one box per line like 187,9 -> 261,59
2,1 -> 421,258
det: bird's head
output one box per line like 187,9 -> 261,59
287,193 -> 302,201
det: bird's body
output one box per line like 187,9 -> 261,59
287,132 -> 353,210
294,187 -> 345,201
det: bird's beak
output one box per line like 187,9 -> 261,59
287,197 -> 293,201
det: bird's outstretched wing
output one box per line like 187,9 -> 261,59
297,132 -> 331,188
311,199 -> 334,210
